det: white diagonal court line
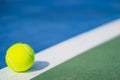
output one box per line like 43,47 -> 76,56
0,19 -> 120,80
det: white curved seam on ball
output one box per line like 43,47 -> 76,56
22,44 -> 33,59
7,55 -> 17,71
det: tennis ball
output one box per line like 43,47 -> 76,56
5,43 -> 34,72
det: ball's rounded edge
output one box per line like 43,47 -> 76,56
5,43 -> 35,72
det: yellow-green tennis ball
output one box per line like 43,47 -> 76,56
5,43 -> 34,72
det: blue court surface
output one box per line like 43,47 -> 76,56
0,0 -> 120,80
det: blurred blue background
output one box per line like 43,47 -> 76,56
0,0 -> 120,69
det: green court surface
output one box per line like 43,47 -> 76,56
32,36 -> 120,80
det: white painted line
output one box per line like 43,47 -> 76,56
0,19 -> 120,80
